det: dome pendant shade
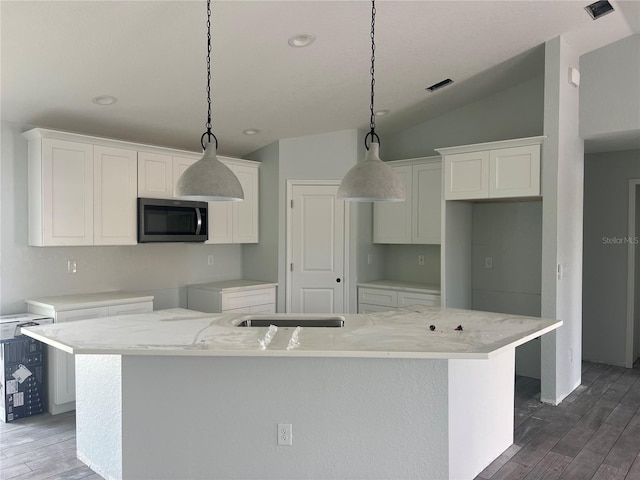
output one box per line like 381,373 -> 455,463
174,145 -> 244,202
337,143 -> 405,202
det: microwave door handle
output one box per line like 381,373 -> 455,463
195,208 -> 203,235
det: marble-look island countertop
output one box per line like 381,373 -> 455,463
23,307 -> 561,359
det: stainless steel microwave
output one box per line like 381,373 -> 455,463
138,198 -> 208,243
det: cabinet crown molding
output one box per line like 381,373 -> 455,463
385,156 -> 441,167
435,136 -> 545,156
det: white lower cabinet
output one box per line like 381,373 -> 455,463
358,285 -> 440,314
25,294 -> 153,414
187,281 -> 277,314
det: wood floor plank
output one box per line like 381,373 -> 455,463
521,451 -> 572,480
7,456 -> 86,480
511,433 -> 561,468
0,438 -> 76,469
626,453 -> 640,479
598,381 -> 634,409
492,461 -> 533,480
1,429 -> 76,458
606,404 -> 638,428
558,450 -> 606,480
48,465 -> 97,479
552,425 -> 596,457
591,463 -> 627,480
603,425 -> 640,473
584,423 -> 625,456
0,462 -> 32,479
478,445 -> 523,479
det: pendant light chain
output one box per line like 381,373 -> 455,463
201,0 -> 217,150
366,0 -> 380,150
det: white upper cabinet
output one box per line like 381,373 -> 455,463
373,158 -> 441,245
172,155 -> 198,195
30,137 -> 95,246
137,152 -> 173,199
94,145 -> 137,245
26,130 -> 139,246
437,136 -> 544,201
207,158 -> 259,244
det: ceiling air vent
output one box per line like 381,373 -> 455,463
585,0 -> 614,20
426,79 -> 453,93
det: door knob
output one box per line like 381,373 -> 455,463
336,278 -> 341,283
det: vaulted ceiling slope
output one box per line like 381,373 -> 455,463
2,1 -> 639,157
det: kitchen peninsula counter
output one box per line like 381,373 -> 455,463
23,308 -> 561,480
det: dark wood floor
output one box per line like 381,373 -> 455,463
1,361 -> 639,480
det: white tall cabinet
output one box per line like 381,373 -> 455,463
25,293 -> 153,415
373,157 -> 441,244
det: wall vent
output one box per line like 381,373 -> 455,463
426,78 -> 454,92
585,0 -> 614,20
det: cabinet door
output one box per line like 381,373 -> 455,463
232,164 -> 259,243
443,151 -> 489,200
412,163 -> 442,244
52,307 -> 109,405
373,166 -> 412,243
207,202 -> 233,244
489,145 -> 540,198
41,138 -> 94,246
397,292 -> 441,308
94,146 -> 138,245
138,151 -> 173,198
358,303 -> 395,314
172,155 -> 198,197
357,288 -> 397,308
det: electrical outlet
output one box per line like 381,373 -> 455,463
418,255 -> 425,266
484,257 -> 493,269
367,253 -> 373,265
277,423 -> 292,446
207,255 -> 215,266
67,260 -> 77,274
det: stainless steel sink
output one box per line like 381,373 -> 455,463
236,316 -> 345,328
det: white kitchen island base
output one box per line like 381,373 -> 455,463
75,351 -> 514,480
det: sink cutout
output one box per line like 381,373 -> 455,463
236,316 -> 345,328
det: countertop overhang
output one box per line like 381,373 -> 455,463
22,307 -> 562,360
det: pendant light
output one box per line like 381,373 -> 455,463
337,0 -> 405,202
175,0 -> 243,202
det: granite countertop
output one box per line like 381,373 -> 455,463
24,292 -> 155,311
187,280 -> 278,292
23,307 -> 561,360
357,280 -> 441,295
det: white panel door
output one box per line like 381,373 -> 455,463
290,185 -> 345,313
489,145 -> 541,198
94,145 -> 137,245
444,151 -> 489,200
373,166 -> 412,243
137,151 -> 173,198
42,138 -> 94,245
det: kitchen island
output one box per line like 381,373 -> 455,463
23,307 -> 561,480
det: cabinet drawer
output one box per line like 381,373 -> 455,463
221,288 -> 276,311
223,303 -> 276,314
358,303 -> 395,314
108,302 -> 153,316
397,292 -> 440,308
358,288 -> 397,307
56,307 -> 109,322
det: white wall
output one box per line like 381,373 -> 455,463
0,122 -> 243,314
540,36 -> 584,405
384,245 -> 440,285
472,202 -> 542,378
582,150 -> 640,366
580,34 -> 640,143
635,186 -> 640,363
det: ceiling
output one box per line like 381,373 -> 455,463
2,1 -> 639,157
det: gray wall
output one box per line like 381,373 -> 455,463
472,202 -> 543,378
580,34 -> 640,142
382,75 -> 544,160
0,121 -> 243,314
381,75 -> 544,286
583,149 -> 640,366
636,187 -> 640,363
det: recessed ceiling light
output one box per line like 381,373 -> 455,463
288,33 -> 315,48
374,110 -> 390,117
242,129 -> 260,135
92,95 -> 118,106
426,79 -> 454,93
585,0 -> 614,20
